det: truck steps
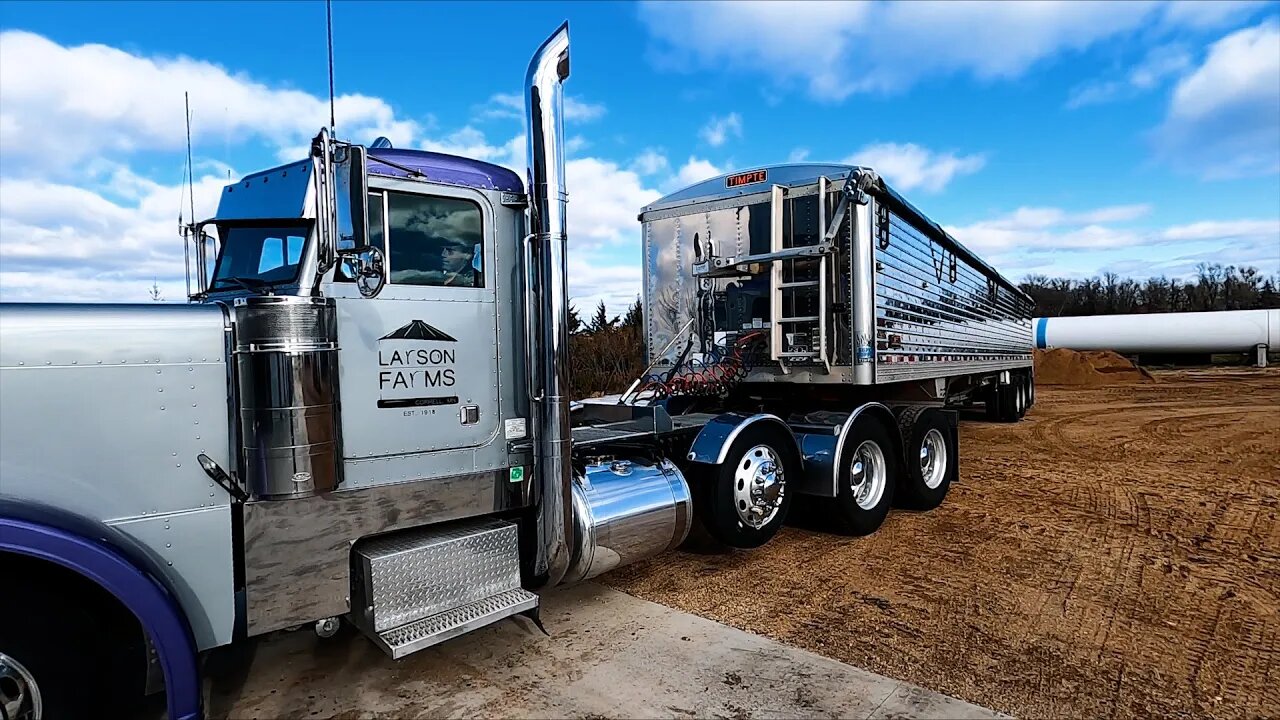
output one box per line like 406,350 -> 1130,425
350,518 -> 537,659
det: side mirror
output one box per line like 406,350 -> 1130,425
333,143 -> 369,252
353,246 -> 386,298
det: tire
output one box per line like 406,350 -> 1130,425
985,384 -> 1012,423
697,423 -> 800,549
1013,371 -> 1033,419
896,410 -> 954,510
983,384 -> 1002,422
830,413 -> 898,535
0,582 -> 137,720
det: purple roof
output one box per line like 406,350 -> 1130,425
368,148 -> 524,193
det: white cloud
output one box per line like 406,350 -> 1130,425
631,148 -> 670,176
1159,219 -> 1280,242
565,158 -> 662,249
567,255 -> 644,317
845,143 -> 985,193
668,157 -> 723,191
640,1 -> 1207,100
478,92 -> 606,122
944,203 -> 1280,261
1158,0 -> 1268,30
1153,20 -> 1280,179
787,148 -> 811,163
0,30 -> 420,173
699,113 -> 743,147
419,127 -> 525,172
0,166 -> 228,302
1067,44 -> 1192,108
949,205 -> 1279,281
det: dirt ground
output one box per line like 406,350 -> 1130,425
605,368 -> 1280,719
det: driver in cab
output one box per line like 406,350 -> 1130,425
440,241 -> 475,287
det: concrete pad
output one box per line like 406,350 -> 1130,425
203,582 -> 1001,719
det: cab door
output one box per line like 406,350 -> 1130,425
329,182 -> 501,460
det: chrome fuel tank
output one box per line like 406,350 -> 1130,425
563,457 -> 692,583
234,296 -> 341,499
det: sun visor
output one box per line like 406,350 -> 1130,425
214,160 -> 313,222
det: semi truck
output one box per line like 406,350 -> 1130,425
0,24 -> 1034,720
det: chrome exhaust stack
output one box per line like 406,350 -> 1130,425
525,22 -> 573,588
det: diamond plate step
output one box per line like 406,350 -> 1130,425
350,518 -> 535,658
372,588 -> 540,659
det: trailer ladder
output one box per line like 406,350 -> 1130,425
770,180 -> 832,372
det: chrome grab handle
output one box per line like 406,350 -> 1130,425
522,232 -> 543,403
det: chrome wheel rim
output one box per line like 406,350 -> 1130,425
0,652 -> 41,720
850,440 -> 887,510
920,428 -> 947,489
733,444 -> 785,528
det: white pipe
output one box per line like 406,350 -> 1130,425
1035,309 -> 1280,354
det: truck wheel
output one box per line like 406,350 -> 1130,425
830,414 -> 897,535
897,410 -> 953,510
699,423 -> 799,549
0,585 -> 111,719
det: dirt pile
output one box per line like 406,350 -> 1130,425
1034,348 -> 1156,385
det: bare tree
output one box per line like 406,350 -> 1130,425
1018,265 -> 1279,317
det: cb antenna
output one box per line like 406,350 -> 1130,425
185,91 -> 196,231
326,0 -> 336,133
181,91 -> 196,298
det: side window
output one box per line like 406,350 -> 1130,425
386,192 -> 484,288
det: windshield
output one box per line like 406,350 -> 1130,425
209,224 -> 311,290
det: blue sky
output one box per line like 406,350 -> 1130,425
1,0 -> 1277,312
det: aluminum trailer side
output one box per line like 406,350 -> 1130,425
637,164 -> 1034,393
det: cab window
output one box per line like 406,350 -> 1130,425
385,191 -> 484,288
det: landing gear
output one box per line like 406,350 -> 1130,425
698,423 -> 800,548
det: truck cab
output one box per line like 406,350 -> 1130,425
202,146 -> 533,487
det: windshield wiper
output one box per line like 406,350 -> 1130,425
212,276 -> 274,294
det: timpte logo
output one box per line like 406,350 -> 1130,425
726,169 -> 767,188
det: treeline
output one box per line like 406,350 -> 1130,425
566,298 -> 647,398
1020,264 -> 1280,317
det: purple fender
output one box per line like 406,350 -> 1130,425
0,512 -> 202,720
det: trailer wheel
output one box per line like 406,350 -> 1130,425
699,423 -> 799,549
897,410 -> 954,510
830,414 -> 898,535
986,382 -> 1021,423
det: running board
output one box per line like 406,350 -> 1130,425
371,588 -> 539,659
349,518 -> 536,659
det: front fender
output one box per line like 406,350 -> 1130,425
0,504 -> 202,720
